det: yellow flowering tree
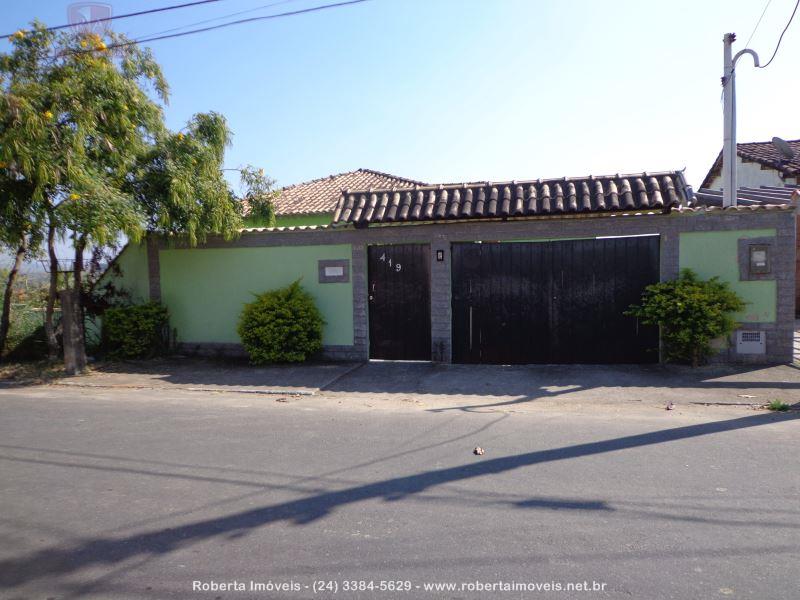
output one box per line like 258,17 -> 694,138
0,23 -> 167,360
0,22 -> 247,363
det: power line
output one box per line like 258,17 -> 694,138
136,0 -> 300,40
136,0 -> 369,45
1,0 -> 224,39
745,0 -> 772,47
758,0 -> 800,68
60,0 -> 370,57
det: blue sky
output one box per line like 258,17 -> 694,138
2,0 -> 799,204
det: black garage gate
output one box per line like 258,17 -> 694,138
451,236 -> 660,364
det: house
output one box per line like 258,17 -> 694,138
695,139 -> 800,313
100,168 -> 796,365
700,138 -> 800,190
261,168 -> 426,228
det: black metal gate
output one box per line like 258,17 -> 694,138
368,244 -> 431,360
451,237 -> 660,364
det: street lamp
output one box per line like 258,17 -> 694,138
722,33 -> 760,208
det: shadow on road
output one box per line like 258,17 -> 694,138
1,409 -> 796,589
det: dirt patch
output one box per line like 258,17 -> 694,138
0,360 -> 71,386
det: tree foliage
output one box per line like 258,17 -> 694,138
240,165 -> 278,227
128,112 -> 244,245
0,22 -> 273,364
1,25 -> 168,245
626,269 -> 746,366
0,23 -> 170,362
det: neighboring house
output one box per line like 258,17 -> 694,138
700,139 -> 800,190
255,168 -> 426,228
100,168 -> 796,366
695,139 -> 800,313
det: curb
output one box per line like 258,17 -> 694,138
50,381 -> 316,396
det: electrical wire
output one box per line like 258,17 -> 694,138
58,0 -> 370,57
135,0 -> 300,40
758,0 -> 800,68
1,0 -> 224,38
745,0 -> 772,47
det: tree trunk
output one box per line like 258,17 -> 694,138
72,235 -> 87,368
44,221 -> 59,360
0,236 -> 27,360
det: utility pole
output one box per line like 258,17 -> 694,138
721,33 -> 760,207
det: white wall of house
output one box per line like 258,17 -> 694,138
707,156 -> 798,190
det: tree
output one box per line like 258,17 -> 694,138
127,112 -> 243,245
239,165 -> 278,227
1,24 -> 166,361
0,23 -> 253,367
0,177 -> 41,358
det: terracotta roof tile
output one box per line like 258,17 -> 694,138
334,171 -> 690,225
270,169 -> 425,216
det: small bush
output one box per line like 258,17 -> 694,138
238,280 -> 324,364
767,400 -> 790,412
102,302 -> 170,360
627,269 -> 745,367
4,324 -> 50,362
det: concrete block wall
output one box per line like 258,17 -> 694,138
155,208 -> 796,365
346,242 -> 369,361
430,235 -> 452,362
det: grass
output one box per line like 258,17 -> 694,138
766,400 -> 790,412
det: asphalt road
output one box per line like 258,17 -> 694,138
0,386 -> 798,599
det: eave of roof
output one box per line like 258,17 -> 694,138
677,204 -> 795,213
237,203 -> 794,236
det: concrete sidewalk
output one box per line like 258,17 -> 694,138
49,357 -> 361,396
33,357 -> 800,412
320,361 -> 800,412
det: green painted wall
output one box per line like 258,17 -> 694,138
276,213 -> 333,227
244,213 -> 333,228
96,242 -> 150,303
159,245 -> 353,345
679,229 -> 776,322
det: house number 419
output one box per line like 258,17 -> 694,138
379,253 -> 402,272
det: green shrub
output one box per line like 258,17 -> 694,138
626,269 -> 745,367
767,400 -> 790,412
0,302 -> 51,361
4,324 -> 50,362
238,280 -> 324,364
102,302 -> 170,360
